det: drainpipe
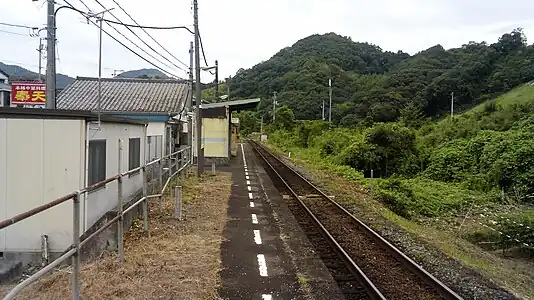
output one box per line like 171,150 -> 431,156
83,121 -> 91,232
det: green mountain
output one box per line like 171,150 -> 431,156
117,68 -> 170,79
228,29 -> 534,124
0,62 -> 74,89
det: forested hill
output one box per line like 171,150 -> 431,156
227,29 -> 534,125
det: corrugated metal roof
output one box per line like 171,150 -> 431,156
57,77 -> 190,113
201,98 -> 260,109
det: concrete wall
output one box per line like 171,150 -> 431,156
0,117 -> 147,259
0,118 -> 86,253
84,122 -> 146,232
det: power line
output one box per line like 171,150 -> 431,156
99,19 -> 193,33
76,0 -> 182,73
91,0 -> 187,72
109,0 -> 189,68
77,0 -> 91,10
0,29 -> 29,37
63,1 -> 182,78
0,59 -> 40,69
197,29 -> 214,75
0,22 -> 38,29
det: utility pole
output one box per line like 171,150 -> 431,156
328,78 -> 332,122
322,94 -> 325,120
193,0 -> 203,176
450,92 -> 454,119
188,41 -> 194,149
45,0 -> 56,109
37,38 -> 44,82
260,115 -> 263,135
272,91 -> 277,122
214,60 -> 219,101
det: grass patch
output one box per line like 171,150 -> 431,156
296,273 -> 310,289
3,171 -> 232,300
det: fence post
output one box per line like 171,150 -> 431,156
370,169 -> 374,202
189,146 -> 193,170
117,139 -> 124,264
212,162 -> 216,175
72,191 -> 81,300
168,152 -> 173,179
175,186 -> 182,220
158,159 -> 163,213
142,165 -> 148,233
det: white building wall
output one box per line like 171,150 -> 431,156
0,118 -> 85,252
83,122 -> 146,231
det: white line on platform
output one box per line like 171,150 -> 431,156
246,180 -> 251,185
251,214 -> 258,224
257,254 -> 268,276
253,230 -> 262,244
245,172 -> 249,176
248,192 -> 254,199
250,201 -> 255,208
247,186 -> 252,191
261,295 -> 272,300
246,175 -> 250,180
241,143 -> 247,166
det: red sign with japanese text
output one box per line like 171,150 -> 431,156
11,82 -> 46,105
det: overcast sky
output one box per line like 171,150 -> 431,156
1,0 -> 534,83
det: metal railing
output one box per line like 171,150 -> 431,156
0,140 -> 192,300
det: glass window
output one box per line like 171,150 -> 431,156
88,140 -> 106,186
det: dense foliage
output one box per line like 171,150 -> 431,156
227,29 -> 534,124
266,85 -> 534,246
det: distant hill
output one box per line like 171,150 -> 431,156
0,62 -> 74,89
0,63 -> 180,90
117,68 -> 171,79
228,29 -> 534,123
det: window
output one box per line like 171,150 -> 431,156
129,138 -> 141,171
155,136 -> 163,158
88,140 -> 106,186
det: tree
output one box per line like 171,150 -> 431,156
399,103 -> 425,129
233,110 -> 259,135
271,106 -> 295,131
226,29 -> 533,123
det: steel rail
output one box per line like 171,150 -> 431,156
250,140 -> 464,300
250,141 -> 385,300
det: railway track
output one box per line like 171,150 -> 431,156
249,140 -> 463,300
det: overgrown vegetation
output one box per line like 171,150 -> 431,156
226,29 -> 533,125
265,85 -> 534,253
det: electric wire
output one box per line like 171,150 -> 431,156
99,19 -> 194,33
63,1 -> 182,78
110,0 -> 189,68
0,29 -> 29,37
0,22 -> 37,29
84,0 -> 182,73
89,0 -> 187,72
197,29 -> 214,75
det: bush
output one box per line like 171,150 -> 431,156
309,128 -> 357,157
336,123 -> 419,177
376,178 -> 491,219
424,139 -> 475,182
